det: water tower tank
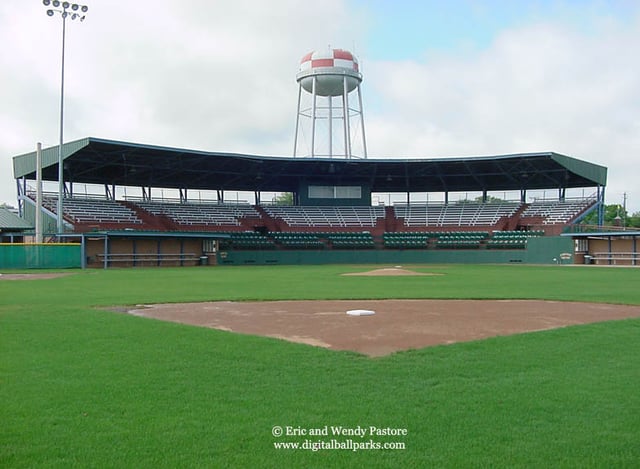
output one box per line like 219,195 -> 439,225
293,48 -> 367,159
297,49 -> 362,97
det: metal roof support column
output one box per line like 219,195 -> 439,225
598,185 -> 605,227
103,235 -> 109,269
17,178 -> 25,217
80,234 -> 86,269
133,239 -> 137,268
36,143 -> 43,244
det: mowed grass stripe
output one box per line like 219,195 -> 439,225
1,264 -> 639,467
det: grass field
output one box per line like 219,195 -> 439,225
2,264 -> 639,468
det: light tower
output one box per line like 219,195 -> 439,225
42,0 -> 89,235
293,48 -> 367,159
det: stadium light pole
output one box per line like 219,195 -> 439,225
42,0 -> 89,236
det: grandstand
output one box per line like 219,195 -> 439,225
11,137 -> 608,267
136,200 -> 261,229
394,201 -> 520,227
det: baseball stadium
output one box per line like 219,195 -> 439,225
2,48 -> 639,467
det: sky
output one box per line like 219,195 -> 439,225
1,0 -> 639,212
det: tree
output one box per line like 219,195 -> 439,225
274,192 -> 294,205
581,204 -> 631,227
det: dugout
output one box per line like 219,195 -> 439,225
76,231 -> 230,268
566,231 -> 640,266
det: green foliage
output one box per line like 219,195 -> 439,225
580,203 -> 639,227
274,192 -> 294,205
2,265 -> 640,467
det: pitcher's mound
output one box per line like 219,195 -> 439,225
342,268 -> 441,276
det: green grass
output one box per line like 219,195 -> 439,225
1,264 -> 640,468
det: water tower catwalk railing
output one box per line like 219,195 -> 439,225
293,49 -> 368,159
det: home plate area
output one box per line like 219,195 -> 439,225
126,299 -> 640,357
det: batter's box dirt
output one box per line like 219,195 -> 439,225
125,299 -> 640,357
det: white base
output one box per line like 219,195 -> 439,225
346,309 -> 375,316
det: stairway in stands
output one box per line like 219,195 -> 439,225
121,201 -> 180,231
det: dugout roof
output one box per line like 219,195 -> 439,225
13,137 -> 607,194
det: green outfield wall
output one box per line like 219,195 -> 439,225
216,236 -> 574,266
0,244 -> 82,269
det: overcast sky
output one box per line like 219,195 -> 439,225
1,0 -> 638,212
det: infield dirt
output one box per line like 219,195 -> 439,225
126,299 -> 640,357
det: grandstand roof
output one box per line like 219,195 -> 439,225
13,137 -> 607,194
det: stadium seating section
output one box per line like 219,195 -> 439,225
486,230 -> 545,249
42,195 -> 142,225
136,201 -> 261,227
521,199 -> 593,225
394,202 -> 520,227
263,205 -> 385,228
218,232 -> 275,250
35,194 -> 595,251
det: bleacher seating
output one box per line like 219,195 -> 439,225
263,205 -> 384,228
218,231 -> 275,250
486,230 -> 544,249
435,231 -> 489,249
521,198 -> 594,224
327,232 -> 375,249
43,195 -> 142,225
395,202 -> 520,227
383,232 -> 433,249
135,201 -> 261,226
272,232 -> 325,249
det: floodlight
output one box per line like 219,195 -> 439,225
47,9 -> 54,16
61,11 -> 68,18
43,0 -> 51,6
62,2 -> 70,8
52,0 -> 60,6
81,5 -> 88,12
71,4 -> 79,10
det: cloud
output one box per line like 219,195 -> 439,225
364,19 -> 640,209
1,1 -> 638,213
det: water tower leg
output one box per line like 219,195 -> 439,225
311,76 -> 317,157
293,83 -> 302,157
357,84 -> 368,159
343,76 -> 353,159
329,95 -> 333,158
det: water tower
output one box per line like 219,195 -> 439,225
293,48 -> 368,159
